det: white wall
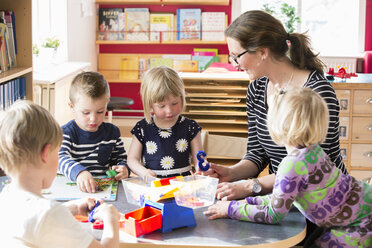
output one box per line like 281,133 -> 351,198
66,0 -> 97,71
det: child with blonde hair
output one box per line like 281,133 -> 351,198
204,88 -> 372,247
59,71 -> 129,193
128,66 -> 203,178
0,101 -> 119,247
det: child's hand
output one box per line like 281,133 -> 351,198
76,171 -> 97,193
143,169 -> 157,182
64,198 -> 102,216
203,201 -> 230,220
92,202 -> 119,223
112,165 -> 129,180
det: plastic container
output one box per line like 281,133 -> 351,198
122,177 -> 178,206
170,175 -> 218,209
124,206 -> 162,237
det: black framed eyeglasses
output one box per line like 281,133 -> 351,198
229,50 -> 249,65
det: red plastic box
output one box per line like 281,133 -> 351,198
124,206 -> 162,237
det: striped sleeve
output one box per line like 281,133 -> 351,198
58,133 -> 87,181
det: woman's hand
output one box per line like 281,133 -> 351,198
216,180 -> 251,201
199,163 -> 233,182
112,165 -> 129,180
203,201 -> 230,220
76,171 -> 97,193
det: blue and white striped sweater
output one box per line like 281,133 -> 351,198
58,120 -> 128,181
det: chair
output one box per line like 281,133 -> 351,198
107,97 -> 134,123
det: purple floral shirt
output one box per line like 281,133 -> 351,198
228,144 -> 372,247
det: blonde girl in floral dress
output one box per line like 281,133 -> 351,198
127,66 -> 203,179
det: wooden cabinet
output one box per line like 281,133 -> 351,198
96,0 -> 231,117
181,72 -> 249,165
181,72 -> 249,137
0,0 -> 33,101
333,74 -> 372,180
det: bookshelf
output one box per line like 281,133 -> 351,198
0,0 -> 33,101
96,0 -> 232,117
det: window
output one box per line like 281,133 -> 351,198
240,0 -> 366,57
32,0 -> 68,64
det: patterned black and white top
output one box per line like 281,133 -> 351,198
131,115 -> 201,178
243,70 -> 347,175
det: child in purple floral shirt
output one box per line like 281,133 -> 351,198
204,88 -> 372,247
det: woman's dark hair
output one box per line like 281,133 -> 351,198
225,10 -> 325,74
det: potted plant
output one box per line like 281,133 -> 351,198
39,36 -> 60,65
42,36 -> 60,51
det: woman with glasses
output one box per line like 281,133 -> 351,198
204,9 -> 347,203
202,10 -> 348,246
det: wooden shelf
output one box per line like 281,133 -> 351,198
0,0 -> 33,102
95,0 -> 229,6
187,102 -> 246,107
182,72 -> 250,139
193,118 -> 247,124
96,40 -> 227,45
185,85 -> 247,90
186,93 -> 246,98
0,67 -> 33,84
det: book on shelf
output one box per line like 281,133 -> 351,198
193,48 -> 218,56
191,55 -> 219,72
149,57 -> 173,68
98,8 -> 124,40
162,54 -> 191,61
0,11 -> 16,71
125,8 -> 150,41
0,22 -> 6,72
138,57 -> 150,79
201,12 -> 225,41
176,9 -> 201,40
3,11 -> 16,67
191,51 -> 216,56
173,60 -> 198,72
1,77 -> 26,110
119,56 -> 139,80
150,13 -> 174,42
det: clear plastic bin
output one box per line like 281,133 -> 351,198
170,175 -> 218,209
122,177 -> 178,206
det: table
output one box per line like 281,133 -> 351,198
0,177 -> 306,247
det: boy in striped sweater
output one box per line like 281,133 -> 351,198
58,71 -> 129,193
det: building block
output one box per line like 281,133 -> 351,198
123,206 -> 162,237
106,169 -> 118,178
144,199 -> 196,233
151,176 -> 183,187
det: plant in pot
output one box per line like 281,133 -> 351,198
40,36 -> 60,64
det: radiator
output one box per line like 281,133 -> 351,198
320,56 -> 358,73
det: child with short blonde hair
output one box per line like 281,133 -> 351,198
59,71 -> 129,193
0,101 -> 119,247
204,88 -> 372,247
128,66 -> 203,178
